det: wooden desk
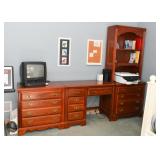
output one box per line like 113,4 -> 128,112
17,80 -> 145,135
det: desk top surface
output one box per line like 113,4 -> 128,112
17,80 -> 145,91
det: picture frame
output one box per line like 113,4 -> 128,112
4,66 -> 15,93
58,37 -> 71,66
87,39 -> 103,65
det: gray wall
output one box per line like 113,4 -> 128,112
4,22 -> 155,112
137,22 -> 156,81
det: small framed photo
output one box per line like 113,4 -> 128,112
58,37 -> 71,66
4,66 -> 15,93
62,49 -> 68,56
62,41 -> 68,48
61,57 -> 68,65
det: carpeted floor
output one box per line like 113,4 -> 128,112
25,114 -> 142,136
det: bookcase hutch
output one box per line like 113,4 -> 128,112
105,25 -> 146,81
102,25 -> 146,121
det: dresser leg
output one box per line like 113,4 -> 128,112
18,129 -> 26,136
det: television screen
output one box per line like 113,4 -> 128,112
26,64 -> 44,78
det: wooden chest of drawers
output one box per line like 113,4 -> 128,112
18,87 -> 64,135
115,83 -> 145,119
66,88 -> 87,127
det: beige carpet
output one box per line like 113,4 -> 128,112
25,114 -> 142,136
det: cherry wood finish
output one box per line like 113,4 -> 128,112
18,81 -> 115,135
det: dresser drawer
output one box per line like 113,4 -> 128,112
68,104 -> 85,112
21,89 -> 62,100
68,88 -> 86,97
22,106 -> 61,118
117,86 -> 144,94
88,87 -> 113,96
22,114 -> 61,127
68,111 -> 84,121
21,99 -> 62,109
117,100 -> 142,114
118,93 -> 143,100
68,96 -> 85,105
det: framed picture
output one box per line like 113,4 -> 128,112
87,39 -> 103,65
4,66 -> 15,93
58,37 -> 71,66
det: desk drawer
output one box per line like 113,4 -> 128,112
68,104 -> 85,112
68,97 -> 85,105
22,106 -> 61,118
68,111 -> 84,121
117,100 -> 142,114
117,86 -> 144,94
21,99 -> 62,109
22,114 -> 61,127
118,93 -> 143,100
68,88 -> 86,97
21,89 -> 62,100
88,87 -> 113,96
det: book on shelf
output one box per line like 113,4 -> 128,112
129,52 -> 136,63
129,51 -> 140,64
124,40 -> 136,50
135,51 -> 140,64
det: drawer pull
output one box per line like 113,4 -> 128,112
53,108 -> 58,112
135,106 -> 139,110
74,114 -> 79,118
74,106 -> 80,110
52,93 -> 60,96
27,120 -> 33,125
26,95 -> 31,99
136,100 -> 140,104
120,102 -> 124,105
52,101 -> 59,104
28,102 -> 33,106
121,95 -> 124,98
119,108 -> 124,112
26,111 -> 32,116
137,94 -> 141,97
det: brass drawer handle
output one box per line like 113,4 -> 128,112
52,93 -> 60,96
74,106 -> 80,110
136,100 -> 140,104
27,120 -> 33,125
74,114 -> 79,118
53,108 -> 58,113
28,102 -> 33,106
52,101 -> 59,104
26,95 -> 31,99
135,106 -> 139,110
119,108 -> 124,112
121,95 -> 124,98
120,102 -> 124,105
26,111 -> 32,116
137,94 -> 141,97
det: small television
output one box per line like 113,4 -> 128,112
20,61 -> 47,87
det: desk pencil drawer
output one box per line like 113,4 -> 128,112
88,87 -> 113,96
68,104 -> 85,112
68,88 -> 86,97
117,86 -> 144,94
22,114 -> 61,127
21,90 -> 62,100
22,106 -> 61,118
68,111 -> 84,121
21,99 -> 62,109
68,97 -> 85,105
